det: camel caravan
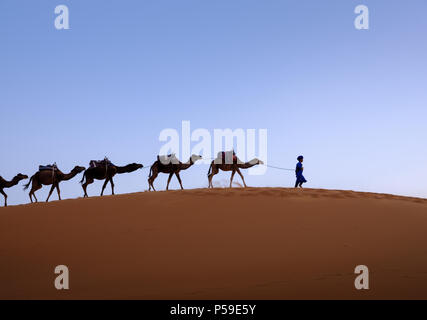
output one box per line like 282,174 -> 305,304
0,151 -> 264,206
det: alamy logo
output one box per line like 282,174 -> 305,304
354,265 -> 369,290
354,5 -> 369,30
158,121 -> 267,175
54,265 -> 69,290
54,5 -> 70,30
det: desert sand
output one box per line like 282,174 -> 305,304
0,187 -> 426,300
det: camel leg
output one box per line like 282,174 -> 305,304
82,177 -> 94,198
208,164 -> 213,188
148,171 -> 158,192
29,180 -> 42,203
110,178 -> 115,195
0,189 -> 7,207
29,189 -> 38,203
166,173 -> 173,191
55,183 -> 61,201
46,184 -> 56,202
229,170 -> 236,188
236,168 -> 247,187
175,172 -> 184,190
31,187 -> 40,203
208,173 -> 214,188
101,178 -> 109,196
82,183 -> 88,197
208,165 -> 218,188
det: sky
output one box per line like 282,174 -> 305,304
1,0 -> 426,206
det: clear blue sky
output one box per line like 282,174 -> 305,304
1,0 -> 426,205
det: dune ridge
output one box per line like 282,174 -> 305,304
1,187 -> 426,299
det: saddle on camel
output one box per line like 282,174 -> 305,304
39,163 -> 58,172
215,150 -> 240,164
89,157 -> 114,169
157,153 -> 180,166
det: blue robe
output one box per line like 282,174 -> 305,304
295,162 -> 307,183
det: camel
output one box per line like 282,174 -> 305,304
207,156 -> 264,188
148,154 -> 202,191
23,166 -> 85,203
0,173 -> 28,207
80,163 -> 143,197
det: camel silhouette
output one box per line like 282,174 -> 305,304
24,166 -> 85,203
80,163 -> 143,197
208,157 -> 264,188
148,154 -> 202,191
0,173 -> 28,206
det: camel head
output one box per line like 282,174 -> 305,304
190,154 -> 203,163
15,173 -> 28,181
72,166 -> 86,174
249,158 -> 264,165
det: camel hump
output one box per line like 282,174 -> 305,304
39,164 -> 58,171
157,153 -> 180,165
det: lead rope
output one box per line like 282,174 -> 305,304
263,164 -> 295,171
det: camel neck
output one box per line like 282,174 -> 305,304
116,164 -> 139,174
116,165 -> 130,174
238,160 -> 258,169
61,171 -> 78,181
4,177 -> 20,188
181,160 -> 194,169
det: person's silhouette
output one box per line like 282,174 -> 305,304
295,155 -> 307,188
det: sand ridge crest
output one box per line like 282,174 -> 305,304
0,187 -> 427,299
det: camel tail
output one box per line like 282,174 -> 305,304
23,175 -> 33,190
207,162 -> 213,176
148,166 -> 153,178
80,171 -> 86,184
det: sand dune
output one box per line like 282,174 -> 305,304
0,187 -> 426,300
